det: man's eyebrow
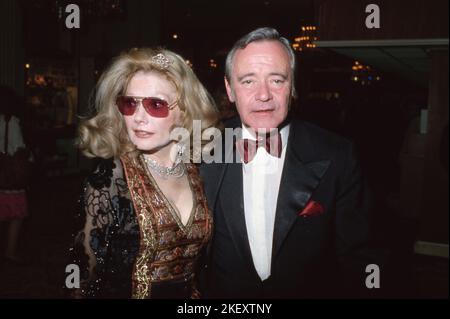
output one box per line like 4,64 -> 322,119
237,73 -> 255,82
269,72 -> 288,79
237,72 -> 289,82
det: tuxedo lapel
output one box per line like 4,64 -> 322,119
200,117 -> 241,213
272,121 -> 331,259
219,162 -> 255,262
219,141 -> 258,275
200,118 -> 255,276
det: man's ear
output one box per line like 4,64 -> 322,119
224,76 -> 235,103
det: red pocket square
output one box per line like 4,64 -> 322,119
298,200 -> 324,217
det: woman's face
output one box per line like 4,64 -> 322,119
122,71 -> 182,153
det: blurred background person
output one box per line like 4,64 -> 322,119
0,85 -> 32,266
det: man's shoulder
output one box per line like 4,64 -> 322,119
291,120 -> 354,159
296,120 -> 350,144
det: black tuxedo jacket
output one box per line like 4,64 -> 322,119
199,117 -> 381,298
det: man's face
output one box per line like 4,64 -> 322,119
225,40 -> 292,131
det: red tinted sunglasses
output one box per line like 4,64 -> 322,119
116,96 -> 178,118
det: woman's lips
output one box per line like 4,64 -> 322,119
134,130 -> 153,138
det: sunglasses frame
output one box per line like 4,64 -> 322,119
116,95 -> 178,118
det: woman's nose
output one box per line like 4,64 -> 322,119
133,102 -> 148,123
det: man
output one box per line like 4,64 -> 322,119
199,27 -> 381,298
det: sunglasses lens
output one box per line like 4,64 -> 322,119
142,98 -> 170,118
116,96 -> 173,117
116,96 -> 137,115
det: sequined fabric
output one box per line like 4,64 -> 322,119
69,156 -> 211,298
121,154 -> 212,299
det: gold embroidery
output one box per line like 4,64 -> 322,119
121,154 -> 212,299
141,156 -> 197,236
121,156 -> 157,298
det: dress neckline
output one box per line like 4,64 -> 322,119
139,155 -> 197,235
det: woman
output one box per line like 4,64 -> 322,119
0,85 -> 31,266
70,48 -> 218,298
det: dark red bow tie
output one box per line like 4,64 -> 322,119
236,131 -> 282,164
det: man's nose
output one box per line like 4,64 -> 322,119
255,82 -> 272,101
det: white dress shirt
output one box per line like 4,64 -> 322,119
242,124 -> 290,281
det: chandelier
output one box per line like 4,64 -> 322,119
351,61 -> 381,85
293,25 -> 318,52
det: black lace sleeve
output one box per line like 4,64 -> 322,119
69,158 -> 125,298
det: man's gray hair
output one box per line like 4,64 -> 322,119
225,27 -> 297,98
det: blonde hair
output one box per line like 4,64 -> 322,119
78,48 -> 218,159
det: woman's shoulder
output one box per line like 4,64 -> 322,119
85,157 -> 125,190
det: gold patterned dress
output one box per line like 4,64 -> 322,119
70,154 -> 212,299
